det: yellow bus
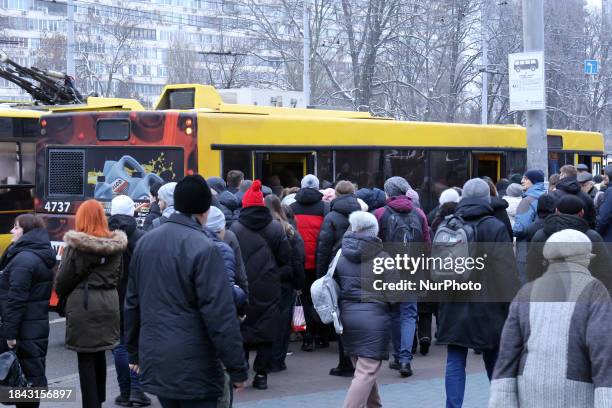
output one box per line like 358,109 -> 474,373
35,84 -> 603,236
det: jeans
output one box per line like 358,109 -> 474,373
158,397 -> 217,408
445,345 -> 498,408
113,344 -> 143,398
390,302 -> 417,364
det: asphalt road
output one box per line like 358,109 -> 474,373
43,314 -> 489,408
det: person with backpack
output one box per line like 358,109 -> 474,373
526,195 -> 612,292
373,177 -> 430,377
290,174 -> 329,353
513,170 -> 546,285
489,229 -> 612,408
264,195 -> 305,372
316,180 -> 362,377
435,178 -> 519,408
107,195 -> 150,407
56,200 -> 128,408
0,214 -> 54,406
149,182 -> 177,230
335,211 -> 396,408
230,180 -> 291,390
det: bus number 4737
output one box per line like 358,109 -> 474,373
43,201 -> 71,213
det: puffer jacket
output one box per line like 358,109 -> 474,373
316,195 -> 362,278
230,206 -> 291,343
335,232 -> 394,361
526,214 -> 612,293
436,198 -> 520,350
549,177 -> 596,228
290,188 -> 329,271
513,183 -> 546,239
203,228 -> 247,307
207,178 -> 241,229
502,196 -> 522,227
56,230 -> 127,352
108,214 -> 145,341
373,195 -> 432,247
223,229 -> 249,297
0,228 -> 55,386
356,188 -> 386,213
596,187 -> 612,242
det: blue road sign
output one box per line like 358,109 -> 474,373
585,60 -> 599,75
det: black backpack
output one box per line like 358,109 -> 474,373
380,206 -> 425,248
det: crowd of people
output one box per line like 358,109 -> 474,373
0,165 -> 610,408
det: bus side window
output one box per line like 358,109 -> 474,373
222,150 -> 252,181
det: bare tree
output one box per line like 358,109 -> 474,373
167,39 -> 199,84
35,33 -> 67,72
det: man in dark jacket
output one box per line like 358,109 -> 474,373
230,180 -> 291,390
226,169 -> 244,195
525,194 -> 556,242
208,176 -> 241,228
527,195 -> 612,292
373,177 -> 430,377
290,174 -> 329,352
108,195 -> 149,407
596,165 -> 612,243
0,217 -> 55,390
436,178 -> 519,408
126,175 -> 248,408
548,165 -> 596,228
142,181 -> 162,231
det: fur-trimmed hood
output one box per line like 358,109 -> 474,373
63,230 -> 128,255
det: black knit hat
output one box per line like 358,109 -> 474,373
174,175 -> 212,214
556,195 -> 584,215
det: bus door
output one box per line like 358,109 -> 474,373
471,152 -> 501,182
255,151 -> 315,194
591,156 -> 602,175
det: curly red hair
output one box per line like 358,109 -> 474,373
75,199 -> 111,238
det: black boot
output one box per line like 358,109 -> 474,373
252,373 -> 268,390
389,359 -> 400,370
419,337 -> 431,356
129,391 -> 151,407
399,362 -> 413,378
329,367 -> 355,377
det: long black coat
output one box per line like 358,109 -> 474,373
335,232 -> 393,361
108,214 -> 145,341
527,214 -> 612,292
125,213 -> 247,400
490,196 -> 512,240
230,206 -> 291,344
316,195 -> 361,278
436,198 -> 520,351
0,228 -> 55,387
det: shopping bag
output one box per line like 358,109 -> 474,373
292,296 -> 307,332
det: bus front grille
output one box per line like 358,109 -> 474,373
48,149 -> 85,196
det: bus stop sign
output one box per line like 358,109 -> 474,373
509,51 -> 546,111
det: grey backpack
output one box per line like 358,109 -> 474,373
310,249 -> 343,334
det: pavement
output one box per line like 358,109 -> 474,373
43,314 -> 491,407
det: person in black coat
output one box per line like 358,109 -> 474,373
335,211 -> 395,408
142,181 -> 162,231
525,194 -> 556,242
125,175 -> 248,407
485,178 -> 513,240
230,180 -> 291,390
526,195 -> 612,292
436,179 -> 519,408
208,176 -> 241,228
0,214 -> 54,399
548,165 -> 596,228
107,196 -> 149,407
264,195 -> 306,372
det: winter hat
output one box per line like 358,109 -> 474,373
207,177 -> 226,194
349,211 -> 379,237
556,195 -> 584,215
356,188 -> 386,211
406,189 -> 420,207
281,193 -> 297,207
604,165 -> 612,178
536,194 -> 556,217
301,174 -> 320,190
576,163 -> 589,172
508,173 -> 523,184
543,229 -> 592,267
506,183 -> 523,198
357,198 -> 369,212
110,195 -> 135,216
524,169 -> 545,184
384,176 -> 410,197
206,206 -> 226,233
439,188 -> 460,205
242,179 -> 265,208
577,172 -> 593,183
462,178 -> 491,203
158,182 -> 177,207
174,175 -> 212,214
262,185 -> 273,197
321,188 -> 336,202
